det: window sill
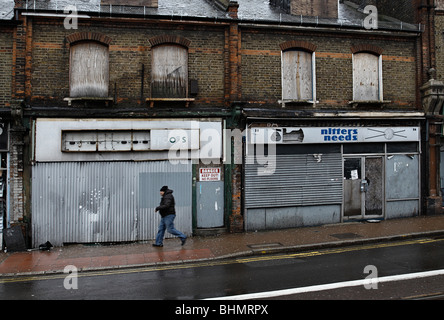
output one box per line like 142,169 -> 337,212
146,98 -> 195,108
278,99 -> 318,108
64,97 -> 114,107
349,100 -> 391,108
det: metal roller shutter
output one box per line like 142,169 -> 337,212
245,153 -> 342,209
32,161 -> 192,247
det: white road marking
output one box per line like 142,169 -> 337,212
205,269 -> 444,300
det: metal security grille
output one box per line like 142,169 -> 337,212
32,161 -> 192,247
244,153 -> 343,209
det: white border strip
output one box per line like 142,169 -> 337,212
205,269 -> 444,300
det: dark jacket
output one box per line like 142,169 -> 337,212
156,189 -> 176,217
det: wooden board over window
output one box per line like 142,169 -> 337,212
282,49 -> 313,100
151,45 -> 188,98
353,53 -> 380,101
70,42 -> 109,98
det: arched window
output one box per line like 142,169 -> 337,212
151,44 -> 188,98
69,41 -> 109,98
352,52 -> 383,101
282,49 -> 314,101
280,41 -> 317,102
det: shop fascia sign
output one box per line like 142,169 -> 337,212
249,127 -> 420,144
150,129 -> 200,150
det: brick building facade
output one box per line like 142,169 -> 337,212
0,0 -> 442,247
433,0 -> 444,216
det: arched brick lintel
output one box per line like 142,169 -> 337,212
280,40 -> 317,53
66,32 -> 112,46
149,35 -> 191,48
351,44 -> 384,55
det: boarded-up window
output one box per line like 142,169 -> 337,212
353,52 -> 381,101
282,49 -> 313,100
151,45 -> 188,98
70,42 -> 109,98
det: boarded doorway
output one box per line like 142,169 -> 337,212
344,156 -> 384,219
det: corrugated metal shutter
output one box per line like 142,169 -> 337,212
245,153 -> 342,209
32,161 -> 192,247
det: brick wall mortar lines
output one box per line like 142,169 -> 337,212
30,21 -> 227,108
290,0 -> 338,19
9,130 -> 25,224
0,30 -> 13,107
240,29 -> 417,108
435,15 -> 444,81
5,6 -> 432,236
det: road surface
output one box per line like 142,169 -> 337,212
1,237 -> 444,303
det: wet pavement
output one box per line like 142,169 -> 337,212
1,215 -> 444,276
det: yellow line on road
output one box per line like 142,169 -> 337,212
402,292 -> 444,300
235,238 -> 444,264
1,237 -> 443,284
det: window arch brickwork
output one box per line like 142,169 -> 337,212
280,40 -> 317,101
66,32 -> 112,47
350,44 -> 384,56
280,40 -> 317,53
148,35 -> 191,48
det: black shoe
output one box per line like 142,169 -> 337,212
152,243 -> 163,247
181,237 -> 187,246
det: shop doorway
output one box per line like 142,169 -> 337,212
343,156 -> 384,219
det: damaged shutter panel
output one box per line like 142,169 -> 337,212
353,52 -> 380,101
70,42 -> 109,98
151,45 -> 188,98
282,49 -> 313,100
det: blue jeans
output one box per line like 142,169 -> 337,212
155,214 -> 186,245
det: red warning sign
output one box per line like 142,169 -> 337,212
199,168 -> 221,181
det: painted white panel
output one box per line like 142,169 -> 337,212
247,127 -> 420,147
151,129 -> 200,150
35,119 -> 222,162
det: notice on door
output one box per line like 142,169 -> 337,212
199,168 -> 221,181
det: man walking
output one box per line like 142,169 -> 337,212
153,186 -> 187,247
